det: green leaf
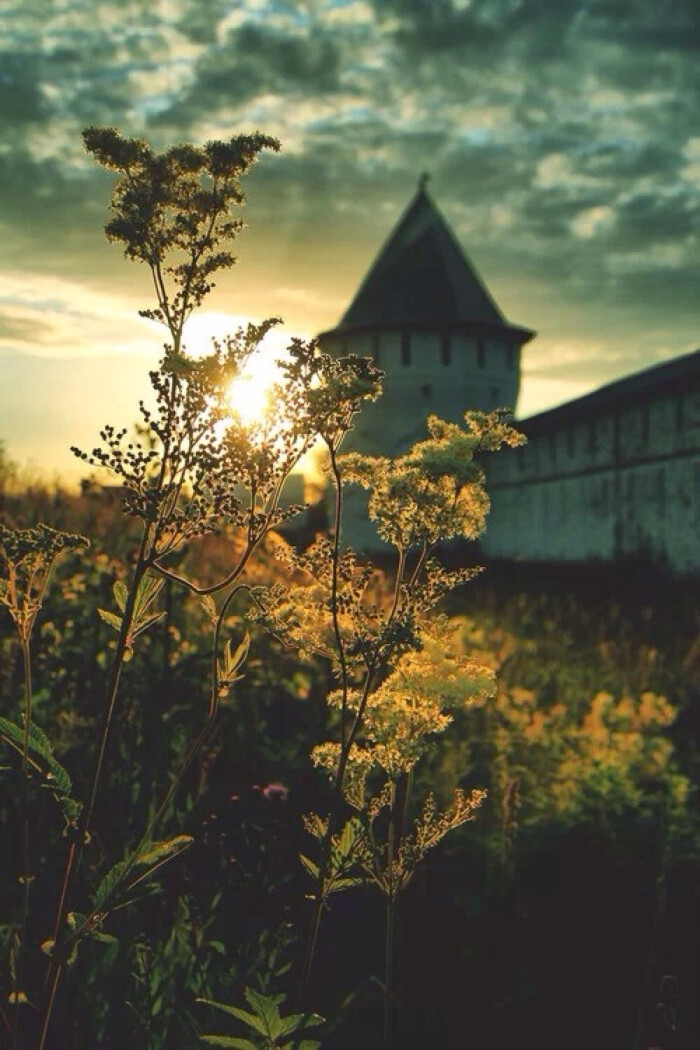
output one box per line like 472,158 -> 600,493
335,817 -> 363,860
92,836 -> 193,913
133,573 -> 163,620
98,608 -> 122,632
221,633 -> 250,680
132,610 -> 167,640
303,813 -> 327,841
103,574 -> 166,647
299,854 -> 319,879
113,580 -> 128,612
135,835 -> 193,869
278,1012 -> 324,1037
201,1038 -> 258,1049
197,999 -> 267,1036
92,857 -> 131,912
244,988 -> 282,1039
327,876 -> 367,894
0,717 -> 80,821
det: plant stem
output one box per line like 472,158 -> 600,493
327,444 -> 350,749
13,636 -> 33,1050
21,636 -> 32,777
37,543 -> 150,1050
299,546 -> 409,1004
383,894 -> 396,1050
383,781 -> 398,1050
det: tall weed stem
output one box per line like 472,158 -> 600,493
383,782 -> 398,1050
37,540 -> 151,1050
13,636 -> 34,1050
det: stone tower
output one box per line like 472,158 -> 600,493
316,178 -> 534,546
318,178 -> 534,455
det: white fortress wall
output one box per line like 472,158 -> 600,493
483,374 -> 699,572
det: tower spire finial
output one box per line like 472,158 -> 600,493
418,171 -> 431,191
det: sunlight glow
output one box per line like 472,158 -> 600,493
226,367 -> 273,426
182,311 -> 303,428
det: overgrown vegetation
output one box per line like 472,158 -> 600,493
0,127 -> 697,1050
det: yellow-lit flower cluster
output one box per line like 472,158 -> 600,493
313,626 -> 495,785
0,525 -> 88,642
342,410 -> 525,548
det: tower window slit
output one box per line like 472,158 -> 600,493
401,332 -> 411,366
372,334 -> 381,365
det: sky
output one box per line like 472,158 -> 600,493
0,0 -> 698,484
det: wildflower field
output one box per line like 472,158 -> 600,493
0,127 -> 698,1050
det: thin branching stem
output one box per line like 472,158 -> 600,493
64,582 -> 254,953
327,441 -> 351,750
38,531 -> 151,1050
383,781 -> 399,1050
300,541 -> 409,1002
340,546 -> 406,771
20,636 -> 32,777
13,635 -> 34,1050
0,1000 -> 13,1039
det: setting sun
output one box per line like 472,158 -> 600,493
182,311 -> 294,427
226,367 -> 272,426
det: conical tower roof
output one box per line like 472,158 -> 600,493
323,179 -> 532,341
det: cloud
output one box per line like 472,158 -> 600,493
0,272 -> 160,360
0,52 -> 49,126
0,0 -> 697,481
154,18 -> 346,128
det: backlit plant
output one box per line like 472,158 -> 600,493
0,124 -> 524,1050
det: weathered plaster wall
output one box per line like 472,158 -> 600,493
483,384 -> 699,573
323,327 -> 520,455
321,326 -> 522,549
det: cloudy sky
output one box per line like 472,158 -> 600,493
1,0 -> 698,483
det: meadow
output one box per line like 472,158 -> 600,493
0,126 -> 698,1050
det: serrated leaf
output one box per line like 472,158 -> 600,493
132,610 -> 167,639
0,717 -> 79,821
92,858 -> 131,911
278,1012 -> 324,1037
335,817 -> 362,859
24,719 -> 52,759
299,854 -> 319,879
327,876 -> 367,894
135,835 -> 193,869
303,813 -> 327,841
201,1038 -> 257,1049
223,633 -> 250,676
104,575 -> 165,649
197,999 -> 267,1036
113,580 -> 128,612
93,836 -> 193,914
133,574 -> 163,619
98,608 -> 123,632
244,988 -> 282,1039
